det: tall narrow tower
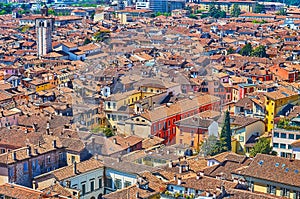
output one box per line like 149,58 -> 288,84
36,4 -> 53,58
36,18 -> 54,58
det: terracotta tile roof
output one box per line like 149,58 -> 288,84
168,175 -> 237,193
141,94 -> 220,122
39,158 -> 103,181
142,136 -> 164,149
233,154 -> 300,187
102,157 -> 157,174
0,184 -> 47,199
108,135 -> 143,149
264,87 -> 298,101
227,189 -> 286,199
0,135 -> 63,165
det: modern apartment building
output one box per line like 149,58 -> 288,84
136,0 -> 185,13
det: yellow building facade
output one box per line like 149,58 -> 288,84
264,90 -> 300,133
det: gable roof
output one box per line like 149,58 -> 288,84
233,154 -> 300,187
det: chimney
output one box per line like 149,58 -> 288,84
173,174 -> 176,181
196,173 -> 201,180
200,170 -> 204,176
221,185 -> 226,197
113,138 -> 117,144
46,121 -> 50,129
32,180 -> 37,190
34,148 -> 38,154
52,140 -> 57,148
25,129 -> 29,134
136,192 -> 140,198
73,161 -> 77,174
167,150 -> 170,155
117,157 -> 122,162
233,178 -> 238,183
12,151 -> 17,160
168,160 -> 173,168
33,123 -> 38,132
66,180 -> 71,188
179,165 -> 183,174
26,146 -> 31,157
38,140 -> 41,147
177,177 -> 182,185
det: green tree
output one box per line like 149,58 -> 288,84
250,137 -> 276,157
254,3 -> 265,13
206,4 -> 226,18
251,45 -> 267,58
201,135 -> 228,156
93,30 -> 110,42
91,126 -> 102,133
188,13 -> 198,19
227,47 -> 235,54
220,110 -> 232,151
155,11 -> 162,17
240,43 -> 253,56
277,8 -> 287,16
231,4 -> 241,17
48,8 -> 56,15
83,38 -> 91,45
103,128 -> 114,137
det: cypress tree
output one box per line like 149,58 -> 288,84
220,110 -> 231,151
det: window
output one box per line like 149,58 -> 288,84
289,134 -> 295,139
98,178 -> 102,188
82,184 -> 86,196
113,103 -> 116,109
280,144 -> 286,149
273,143 -> 279,148
239,136 -> 244,142
267,185 -> 276,195
23,162 -> 28,173
47,156 -> 51,163
115,179 -> 122,189
124,181 -> 131,188
59,152 -> 64,161
90,181 -> 95,192
71,156 -> 76,163
274,132 -> 279,138
281,188 -> 290,197
153,125 -> 157,132
107,102 -> 111,109
280,133 -> 287,139
294,191 -> 300,199
8,168 -> 14,177
105,177 -> 112,188
296,135 -> 300,140
288,145 -> 292,149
